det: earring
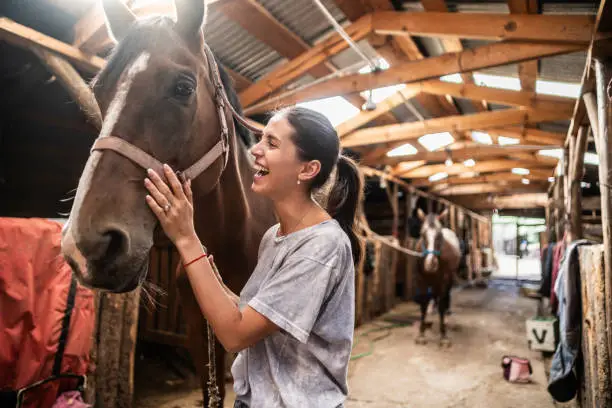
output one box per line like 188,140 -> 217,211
297,179 -> 301,185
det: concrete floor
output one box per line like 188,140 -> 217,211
134,282 -> 558,408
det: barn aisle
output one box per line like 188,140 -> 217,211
346,283 -> 555,408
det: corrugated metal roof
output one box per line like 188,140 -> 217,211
204,8 -> 283,81
257,0 -> 347,45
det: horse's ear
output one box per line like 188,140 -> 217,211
102,0 -> 137,43
174,0 -> 207,42
438,209 -> 449,221
417,208 -> 426,221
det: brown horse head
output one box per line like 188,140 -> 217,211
61,0 -> 230,292
417,208 -> 448,273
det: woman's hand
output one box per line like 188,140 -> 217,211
145,164 -> 197,247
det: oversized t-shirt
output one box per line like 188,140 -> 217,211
231,219 -> 355,408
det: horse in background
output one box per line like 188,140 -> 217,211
60,0 -> 277,404
415,209 -> 461,347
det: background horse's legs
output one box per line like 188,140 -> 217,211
438,288 -> 452,347
415,293 -> 430,344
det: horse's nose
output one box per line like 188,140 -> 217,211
80,227 -> 130,265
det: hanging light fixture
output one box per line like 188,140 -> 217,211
445,148 -> 453,167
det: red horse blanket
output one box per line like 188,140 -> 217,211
0,218 -> 95,407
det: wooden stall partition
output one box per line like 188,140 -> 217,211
86,290 -> 141,408
579,245 -> 612,407
138,239 -> 189,348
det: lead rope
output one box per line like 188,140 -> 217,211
206,260 -> 223,408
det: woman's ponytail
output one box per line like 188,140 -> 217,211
327,155 -> 364,265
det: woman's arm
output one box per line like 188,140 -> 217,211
177,237 -> 279,352
145,165 -> 278,352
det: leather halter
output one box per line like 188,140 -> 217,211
90,44 -> 263,181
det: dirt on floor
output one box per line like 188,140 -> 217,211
134,281 -> 562,408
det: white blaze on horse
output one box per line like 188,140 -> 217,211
61,0 -> 277,404
415,209 -> 461,347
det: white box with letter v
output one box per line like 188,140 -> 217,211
526,317 -> 558,352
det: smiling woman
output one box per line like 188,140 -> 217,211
145,105 -> 365,408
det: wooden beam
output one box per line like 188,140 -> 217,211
508,0 -> 538,104
32,47 -> 102,129
337,87 -> 421,137
434,182 -> 546,196
0,17 -> 105,73
569,126 -> 589,240
420,0 -> 485,112
342,108 -> 570,148
395,158 -> 553,178
381,144 -> 548,166
413,171 -> 550,187
288,78 -> 574,125
488,126 -> 567,146
245,41 -> 584,113
361,126 -> 564,165
371,11 -> 593,44
238,15 -> 372,107
226,67 -> 252,92
456,193 -> 549,209
216,0 -> 331,77
216,0 -> 379,114
360,165 -> 489,222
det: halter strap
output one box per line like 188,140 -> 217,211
91,137 -> 224,180
91,43 -> 262,180
421,242 -> 441,257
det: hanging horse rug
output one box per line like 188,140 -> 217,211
0,218 -> 95,408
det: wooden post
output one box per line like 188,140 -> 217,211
584,92 -> 601,144
450,205 -> 457,231
31,47 -> 102,129
594,58 -> 612,373
569,126 -> 589,241
404,191 -> 414,300
92,289 -> 141,408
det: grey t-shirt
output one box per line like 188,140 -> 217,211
231,219 -> 355,408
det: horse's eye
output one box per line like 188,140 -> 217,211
174,79 -> 196,99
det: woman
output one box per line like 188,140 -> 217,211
143,106 -> 363,407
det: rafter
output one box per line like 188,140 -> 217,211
508,0 -> 539,92
0,17 -> 104,74
412,171 -> 550,187
335,0 -> 465,149
380,144 -> 550,166
342,108 -> 570,148
238,15 -> 372,107
420,0 -> 485,112
296,78 -> 573,125
488,126 -> 566,146
370,11 -> 593,44
244,41 -> 584,113
433,181 -> 546,196
394,158 -> 554,178
453,193 -> 549,209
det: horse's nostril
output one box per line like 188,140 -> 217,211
102,229 -> 128,262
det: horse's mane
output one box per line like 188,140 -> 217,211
91,15 -> 254,148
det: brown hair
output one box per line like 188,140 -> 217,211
280,106 -> 364,264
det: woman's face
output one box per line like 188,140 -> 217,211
249,115 -> 306,199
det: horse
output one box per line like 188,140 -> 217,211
414,208 -> 461,347
60,0 -> 277,404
